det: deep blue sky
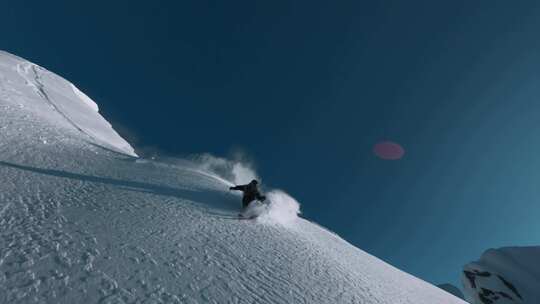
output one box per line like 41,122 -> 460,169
3,1 -> 540,286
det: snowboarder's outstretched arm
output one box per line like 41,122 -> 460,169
229,185 -> 247,191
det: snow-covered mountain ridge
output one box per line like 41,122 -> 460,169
0,50 -> 136,157
463,246 -> 540,304
0,50 -> 466,303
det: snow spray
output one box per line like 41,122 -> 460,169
193,153 -> 258,185
257,190 -> 301,225
195,154 -> 301,225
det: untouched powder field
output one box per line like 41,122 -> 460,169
0,50 -> 465,303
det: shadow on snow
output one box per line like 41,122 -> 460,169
0,160 -> 240,214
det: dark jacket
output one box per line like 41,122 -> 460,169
230,181 -> 266,208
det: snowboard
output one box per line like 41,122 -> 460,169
238,213 -> 258,220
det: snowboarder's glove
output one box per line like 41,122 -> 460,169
229,187 -> 234,190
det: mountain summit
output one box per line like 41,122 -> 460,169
463,246 -> 540,304
0,51 -> 465,303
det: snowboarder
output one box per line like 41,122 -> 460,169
229,180 -> 266,208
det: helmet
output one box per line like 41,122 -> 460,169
250,179 -> 258,185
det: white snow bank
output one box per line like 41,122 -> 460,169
0,50 -> 137,157
70,83 -> 99,112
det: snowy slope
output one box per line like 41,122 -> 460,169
0,50 -> 136,157
463,247 -> 540,304
0,50 -> 466,303
438,284 -> 465,300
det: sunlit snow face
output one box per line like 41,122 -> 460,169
373,141 -> 405,160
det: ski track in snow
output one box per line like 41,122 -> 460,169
18,62 -> 89,139
14,62 -> 123,158
0,50 -> 466,304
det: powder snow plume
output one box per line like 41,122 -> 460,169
193,153 -> 259,186
258,190 -> 301,225
193,154 -> 301,225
